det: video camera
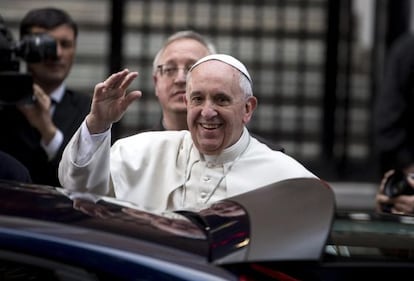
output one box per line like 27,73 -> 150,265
382,170 -> 414,198
0,15 -> 57,105
381,170 -> 414,213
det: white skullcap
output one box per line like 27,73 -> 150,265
189,54 -> 252,84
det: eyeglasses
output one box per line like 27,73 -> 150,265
156,64 -> 193,77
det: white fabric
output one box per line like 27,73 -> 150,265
77,122 -> 108,165
41,129 -> 63,160
59,122 -> 317,212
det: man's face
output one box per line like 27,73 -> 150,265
186,61 -> 257,155
27,24 -> 76,91
153,39 -> 211,115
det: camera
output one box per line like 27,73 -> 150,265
0,15 -> 57,105
382,170 -> 414,198
380,170 -> 414,213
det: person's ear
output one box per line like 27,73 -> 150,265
242,96 -> 257,123
153,74 -> 159,97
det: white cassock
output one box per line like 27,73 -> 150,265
59,121 -> 317,212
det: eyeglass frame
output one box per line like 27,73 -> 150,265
156,64 -> 194,78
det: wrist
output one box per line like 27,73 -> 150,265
41,125 -> 57,145
86,114 -> 111,134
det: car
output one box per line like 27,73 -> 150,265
0,177 -> 414,280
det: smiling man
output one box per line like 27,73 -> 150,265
59,54 -> 316,212
186,55 -> 257,155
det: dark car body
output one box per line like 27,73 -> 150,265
0,178 -> 413,280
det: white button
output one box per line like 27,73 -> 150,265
203,176 -> 210,182
200,192 -> 207,198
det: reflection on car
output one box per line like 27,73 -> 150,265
0,178 -> 414,280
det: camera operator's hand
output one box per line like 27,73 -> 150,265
376,169 -> 394,212
376,169 -> 414,214
17,84 -> 57,145
86,69 -> 142,134
404,164 -> 414,186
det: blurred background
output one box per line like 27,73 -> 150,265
1,0 -> 412,187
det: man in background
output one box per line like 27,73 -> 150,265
0,7 -> 91,186
375,33 -> 414,214
151,30 -> 216,131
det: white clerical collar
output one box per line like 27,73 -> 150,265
203,127 -> 250,165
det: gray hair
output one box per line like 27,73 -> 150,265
152,30 -> 216,74
239,73 -> 253,98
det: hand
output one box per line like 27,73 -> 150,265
376,169 -> 414,214
86,69 -> 142,134
17,84 -> 57,144
377,193 -> 414,214
378,169 -> 395,195
376,169 -> 395,213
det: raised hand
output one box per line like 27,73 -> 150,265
86,69 -> 142,134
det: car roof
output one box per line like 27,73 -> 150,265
0,178 -> 336,264
4,178 -> 414,279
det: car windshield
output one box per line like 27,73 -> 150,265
327,210 -> 414,261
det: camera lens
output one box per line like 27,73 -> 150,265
14,33 -> 57,63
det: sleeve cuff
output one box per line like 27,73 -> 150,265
42,129 -> 63,160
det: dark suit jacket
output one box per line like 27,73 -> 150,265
375,33 -> 414,174
0,89 -> 91,186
